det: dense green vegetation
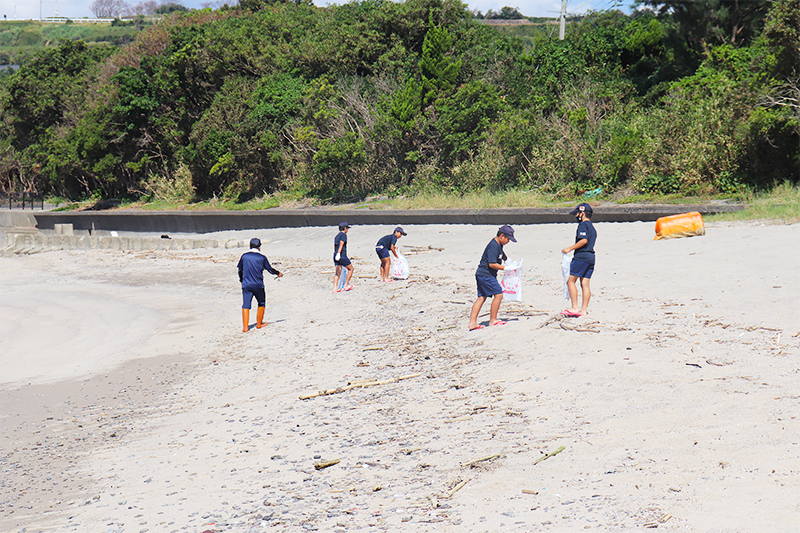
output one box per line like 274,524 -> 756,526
0,0 -> 797,205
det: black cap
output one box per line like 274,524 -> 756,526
569,203 -> 593,216
249,238 -> 261,248
339,222 -> 350,230
394,227 -> 407,236
499,224 -> 517,242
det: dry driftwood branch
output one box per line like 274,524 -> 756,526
532,446 -> 565,465
299,373 -> 422,400
559,320 -> 600,333
538,313 -> 563,329
315,458 -> 340,470
444,415 -> 472,423
463,454 -> 501,467
447,480 -> 468,498
399,447 -> 421,455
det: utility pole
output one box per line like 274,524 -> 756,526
559,0 -> 567,40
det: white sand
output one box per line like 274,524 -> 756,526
1,221 -> 799,532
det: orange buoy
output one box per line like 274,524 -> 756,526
654,212 -> 705,240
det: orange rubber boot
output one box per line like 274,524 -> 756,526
256,306 -> 266,329
242,308 -> 250,332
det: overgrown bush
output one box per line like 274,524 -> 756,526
0,0 -> 796,201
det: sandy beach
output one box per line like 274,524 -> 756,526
2,220 -> 799,532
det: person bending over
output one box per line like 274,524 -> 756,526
375,226 -> 406,282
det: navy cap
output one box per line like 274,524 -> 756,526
499,224 -> 517,242
569,203 -> 593,216
394,227 -> 407,236
249,237 -> 261,248
339,222 -> 350,230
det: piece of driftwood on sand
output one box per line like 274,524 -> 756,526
299,373 -> 423,400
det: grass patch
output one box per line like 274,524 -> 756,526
122,190 -> 316,211
361,189 -> 572,210
706,182 -> 800,224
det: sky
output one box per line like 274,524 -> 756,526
0,0 -> 630,23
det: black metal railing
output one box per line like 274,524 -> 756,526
2,192 -> 44,210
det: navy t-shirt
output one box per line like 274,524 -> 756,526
237,251 -> 279,289
376,234 -> 397,250
334,231 -> 348,257
476,238 -> 504,278
573,220 -> 597,264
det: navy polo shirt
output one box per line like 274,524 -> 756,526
573,220 -> 597,264
334,231 -> 348,256
476,238 -> 504,278
376,233 -> 397,249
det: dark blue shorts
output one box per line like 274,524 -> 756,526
476,275 -> 503,298
242,287 -> 266,309
334,254 -> 352,267
376,247 -> 390,260
570,259 -> 594,279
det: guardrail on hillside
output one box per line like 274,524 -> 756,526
2,192 -> 44,210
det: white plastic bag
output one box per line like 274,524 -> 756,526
501,258 -> 523,301
391,251 -> 409,279
561,252 -> 571,300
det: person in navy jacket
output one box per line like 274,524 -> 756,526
238,238 -> 283,332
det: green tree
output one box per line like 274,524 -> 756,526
155,3 -> 188,14
637,0 -> 771,53
436,80 -> 506,163
3,39 -> 114,147
420,13 -> 462,106
761,0 -> 800,73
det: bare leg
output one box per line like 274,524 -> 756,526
380,257 -> 391,281
489,293 -> 504,325
334,265 -> 342,292
345,264 -> 354,288
579,277 -> 591,315
566,275 -> 580,313
469,296 -> 486,330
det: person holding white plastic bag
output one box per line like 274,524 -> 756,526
468,225 -> 517,331
375,226 -> 406,282
561,203 -> 597,317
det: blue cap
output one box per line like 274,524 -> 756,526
249,238 -> 261,248
570,203 -> 593,216
499,224 -> 517,242
394,227 -> 407,235
339,222 -> 350,230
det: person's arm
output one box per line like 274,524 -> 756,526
263,257 -> 283,278
334,236 -> 345,261
390,243 -> 399,259
237,258 -> 243,283
488,262 -> 504,271
562,239 -> 588,255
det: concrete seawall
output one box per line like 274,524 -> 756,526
1,231 -> 247,255
31,204 -> 743,234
